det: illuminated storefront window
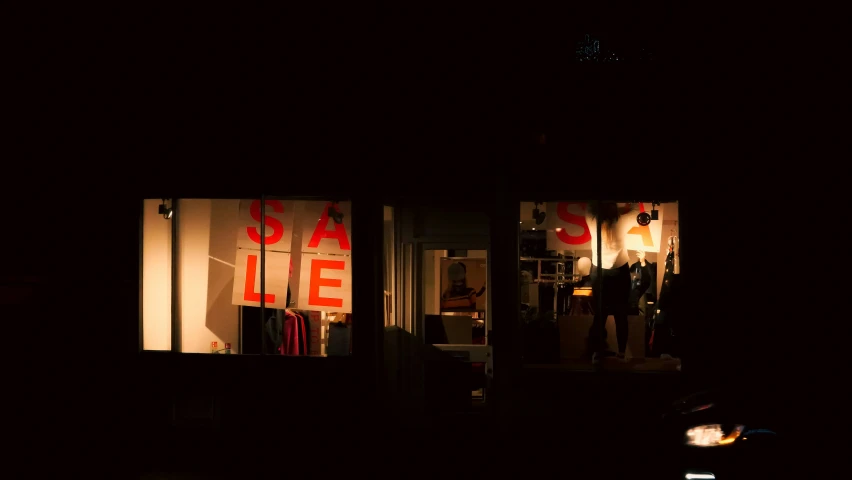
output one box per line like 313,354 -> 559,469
140,197 -> 354,356
518,200 -> 681,372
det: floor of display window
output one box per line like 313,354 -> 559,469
526,357 -> 681,372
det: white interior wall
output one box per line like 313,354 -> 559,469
142,199 -> 172,351
178,199 -> 241,354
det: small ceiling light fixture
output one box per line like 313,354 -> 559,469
158,199 -> 173,219
637,201 -> 659,226
328,201 -> 344,224
533,202 -> 546,225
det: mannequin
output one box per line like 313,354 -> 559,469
629,250 -> 655,315
630,250 -> 657,357
651,236 -> 679,358
576,256 -> 592,287
585,202 -> 640,363
567,256 -> 594,315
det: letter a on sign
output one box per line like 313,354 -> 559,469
301,201 -> 352,255
232,249 -> 291,309
297,254 -> 352,313
624,203 -> 664,251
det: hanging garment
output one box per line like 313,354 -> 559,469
290,310 -> 312,355
651,250 -> 679,357
280,310 -> 308,355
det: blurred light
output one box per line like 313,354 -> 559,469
685,424 -> 744,446
555,227 -> 563,232
682,403 -> 714,414
685,474 -> 715,480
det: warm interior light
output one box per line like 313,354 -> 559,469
685,474 -> 715,480
685,424 -> 744,446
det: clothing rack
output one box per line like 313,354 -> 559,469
519,256 -> 578,285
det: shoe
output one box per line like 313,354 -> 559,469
660,353 -> 674,360
592,350 -> 615,365
616,352 -> 627,362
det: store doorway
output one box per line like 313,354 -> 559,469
419,245 -> 492,411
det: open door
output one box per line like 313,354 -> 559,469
419,244 -> 492,410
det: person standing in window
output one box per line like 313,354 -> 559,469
585,201 -> 640,363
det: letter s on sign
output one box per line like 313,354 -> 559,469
555,202 -> 591,245
248,200 -> 285,246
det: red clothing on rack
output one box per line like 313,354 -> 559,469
280,310 -> 308,355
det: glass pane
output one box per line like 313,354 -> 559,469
254,198 -> 353,356
177,199 -> 242,354
519,201 -> 681,372
141,199 -> 172,351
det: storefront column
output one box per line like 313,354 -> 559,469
489,178 -> 521,423
350,195 -> 385,411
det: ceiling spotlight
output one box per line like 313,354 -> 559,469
328,201 -> 344,224
651,201 -> 660,220
158,199 -> 173,220
533,202 -> 546,225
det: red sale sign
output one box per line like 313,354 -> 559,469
297,254 -> 352,312
232,200 -> 353,313
232,249 -> 291,309
236,199 -> 296,253
300,201 -> 352,255
546,202 -> 664,252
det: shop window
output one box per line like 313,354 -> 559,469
519,201 -> 681,372
141,197 -> 354,356
141,199 -> 173,351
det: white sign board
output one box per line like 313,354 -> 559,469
546,202 -> 664,252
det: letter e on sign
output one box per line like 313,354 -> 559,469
297,253 -> 352,313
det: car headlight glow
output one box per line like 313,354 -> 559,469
685,424 -> 744,446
